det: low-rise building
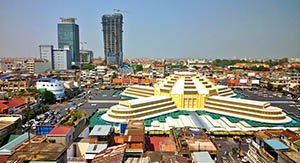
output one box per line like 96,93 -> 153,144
191,151 -> 214,163
80,50 -> 94,64
280,129 -> 300,152
276,151 -> 300,163
89,125 -> 114,145
36,78 -> 65,100
247,129 -> 300,163
26,58 -> 51,74
47,125 -> 75,147
0,76 -> 30,92
124,120 -> 145,156
0,115 -> 22,145
91,144 -> 126,163
85,143 -> 107,161
7,139 -> 67,162
0,60 -> 23,72
0,97 -> 28,114
0,132 -> 34,156
171,127 -> 217,158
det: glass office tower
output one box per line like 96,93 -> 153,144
57,17 -> 80,65
102,13 -> 123,66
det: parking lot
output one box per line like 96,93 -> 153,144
91,89 -> 123,101
239,89 -> 300,117
23,110 -> 63,130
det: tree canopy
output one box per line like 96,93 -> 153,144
135,64 -> 143,72
82,64 -> 95,70
40,90 -> 56,104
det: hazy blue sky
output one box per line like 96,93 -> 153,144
0,0 -> 300,59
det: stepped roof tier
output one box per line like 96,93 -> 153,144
102,72 -> 292,124
101,96 -> 178,123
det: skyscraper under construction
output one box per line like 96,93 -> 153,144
102,13 -> 123,66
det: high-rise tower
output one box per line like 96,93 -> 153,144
57,17 -> 80,65
102,13 -> 123,66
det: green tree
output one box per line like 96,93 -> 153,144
135,64 -> 143,72
72,65 -> 80,69
41,90 -> 56,104
267,83 -> 273,91
82,64 -> 94,70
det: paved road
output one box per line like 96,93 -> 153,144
88,100 -> 120,103
240,89 -> 293,101
214,137 -> 249,163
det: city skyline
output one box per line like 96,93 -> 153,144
0,0 -> 300,59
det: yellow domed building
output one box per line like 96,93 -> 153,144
102,72 -> 291,124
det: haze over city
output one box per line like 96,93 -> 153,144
1,1 -> 300,162
0,0 -> 300,59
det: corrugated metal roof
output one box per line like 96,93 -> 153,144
86,144 -> 107,154
48,126 -> 73,136
91,144 -> 126,163
0,132 -> 34,155
264,139 -> 289,150
89,125 -> 112,136
191,152 -> 214,163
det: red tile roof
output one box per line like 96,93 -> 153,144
124,135 -> 144,143
0,103 -> 9,113
48,126 -> 73,136
146,137 -> 174,152
0,156 -> 9,163
92,144 -> 126,163
282,129 -> 300,142
7,97 -> 25,108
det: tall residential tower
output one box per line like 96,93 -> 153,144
57,17 -> 80,65
102,13 -> 123,66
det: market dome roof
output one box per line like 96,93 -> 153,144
154,71 -> 217,96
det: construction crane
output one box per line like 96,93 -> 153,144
113,9 -> 128,14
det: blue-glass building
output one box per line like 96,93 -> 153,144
57,17 -> 80,65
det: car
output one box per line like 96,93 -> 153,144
91,104 -> 97,106
242,156 -> 249,162
246,138 -> 252,144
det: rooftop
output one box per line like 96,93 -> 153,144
264,139 -> 289,150
255,129 -> 283,140
281,129 -> 300,142
89,125 -> 112,136
277,151 -> 300,163
86,144 -> 107,154
48,126 -> 73,136
37,78 -> 59,83
91,144 -> 126,163
124,135 -> 144,143
191,152 -> 214,163
209,95 -> 269,107
8,143 -> 66,161
0,132 -> 34,156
